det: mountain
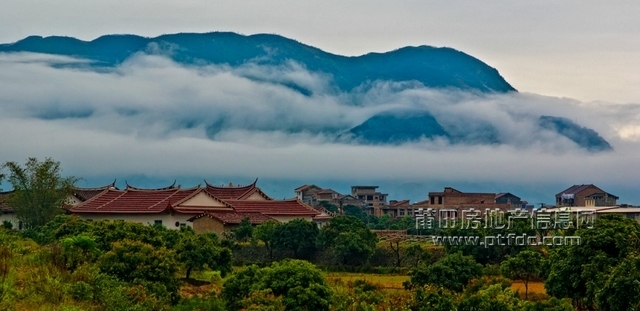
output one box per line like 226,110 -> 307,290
349,111 -> 449,144
539,116 -> 612,152
0,32 -> 612,151
0,32 -> 515,93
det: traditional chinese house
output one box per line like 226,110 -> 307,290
69,179 -> 323,232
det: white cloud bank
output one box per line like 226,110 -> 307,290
1,52 -> 639,203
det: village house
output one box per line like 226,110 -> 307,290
188,212 -> 276,234
0,190 -> 18,229
69,180 -> 324,235
555,184 -> 618,207
294,184 -> 322,203
351,186 -> 388,216
422,187 -> 523,212
1,182 -> 117,230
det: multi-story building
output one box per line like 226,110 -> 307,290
351,186 -> 388,216
424,187 -> 521,211
555,184 -> 618,207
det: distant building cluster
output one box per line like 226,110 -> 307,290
1,180 -> 639,236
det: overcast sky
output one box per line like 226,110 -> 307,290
1,1 -> 639,204
1,0 -> 639,103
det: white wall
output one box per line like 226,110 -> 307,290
73,212 -> 194,229
0,212 -> 19,229
269,215 -> 314,223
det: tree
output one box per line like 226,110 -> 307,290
1,157 -> 79,229
544,214 -> 640,310
597,253 -> 640,311
317,201 -> 339,214
254,220 -> 281,261
458,284 -> 521,311
500,249 -> 543,300
317,216 -> 377,265
260,259 -> 333,311
333,231 -> 376,265
222,260 -> 332,311
176,232 -> 232,279
409,252 -> 483,292
234,217 -> 254,242
60,234 -> 101,271
272,218 -> 319,259
98,239 -> 180,304
389,239 -> 423,268
222,264 -> 264,310
343,204 -> 367,223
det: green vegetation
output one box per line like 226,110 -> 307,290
2,157 -> 79,229
2,158 -> 640,310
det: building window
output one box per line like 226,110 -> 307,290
367,195 -> 373,200
154,220 -> 163,226
430,196 -> 435,204
438,196 -> 443,204
368,203 -> 373,206
399,210 -> 405,216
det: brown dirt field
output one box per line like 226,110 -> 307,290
510,281 -> 548,300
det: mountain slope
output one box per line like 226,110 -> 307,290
0,32 -> 516,93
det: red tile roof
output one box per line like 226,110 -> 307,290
204,179 -> 272,200
224,199 -> 320,216
70,186 -> 203,214
72,180 -> 117,202
0,190 -> 14,213
187,212 -> 275,225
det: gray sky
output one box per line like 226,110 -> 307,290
1,0 -> 639,103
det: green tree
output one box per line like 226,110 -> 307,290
342,204 -> 367,223
235,217 -> 254,242
258,259 -> 332,311
389,239 -> 424,268
409,252 -> 483,292
333,231 -> 376,265
317,215 -> 377,265
254,220 -> 281,261
98,239 -> 180,304
408,285 -> 458,311
544,214 -> 640,310
1,157 -> 79,229
222,260 -> 332,311
500,249 -> 543,299
222,264 -> 264,310
317,201 -> 339,214
272,218 -> 319,259
597,253 -> 640,311
458,284 -> 521,311
60,234 -> 101,271
443,215 -> 536,265
176,232 -> 232,279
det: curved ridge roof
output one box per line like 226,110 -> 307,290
125,180 -> 177,191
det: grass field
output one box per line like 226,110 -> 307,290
325,272 -> 409,289
510,281 -> 548,299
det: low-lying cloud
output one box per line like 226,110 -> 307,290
1,52 -> 639,204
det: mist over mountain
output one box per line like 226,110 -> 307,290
0,32 -> 515,93
0,32 -> 613,152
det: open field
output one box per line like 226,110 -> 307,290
325,272 -> 409,289
510,281 -> 548,299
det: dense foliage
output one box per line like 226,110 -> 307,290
1,157 -> 79,229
